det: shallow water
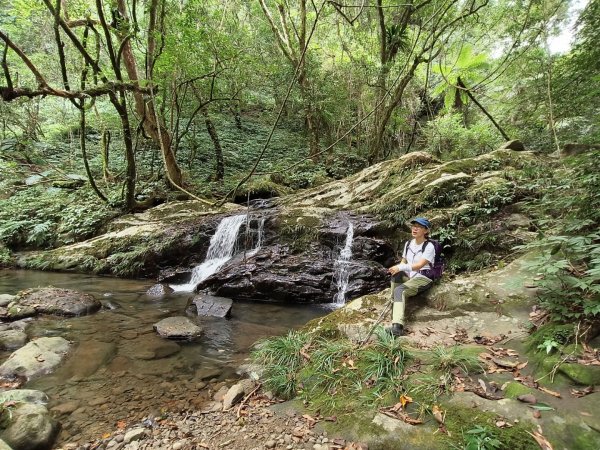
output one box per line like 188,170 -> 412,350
0,269 -> 331,445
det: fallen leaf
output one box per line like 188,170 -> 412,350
528,403 -> 555,411
116,420 -> 127,429
516,361 -> 529,370
478,379 -> 487,393
527,430 -> 554,450
432,405 -> 445,424
533,410 -> 542,419
492,357 -> 518,369
571,386 -> 594,398
399,394 -> 413,408
102,432 -> 111,439
496,420 -> 510,428
580,411 -> 592,417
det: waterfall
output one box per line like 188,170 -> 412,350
246,217 -> 265,257
171,214 -> 247,292
333,222 -> 354,304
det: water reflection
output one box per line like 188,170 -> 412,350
0,269 -> 329,444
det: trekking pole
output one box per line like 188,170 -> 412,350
358,300 -> 392,348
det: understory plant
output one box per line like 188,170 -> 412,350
519,151 -> 600,333
252,327 -> 411,412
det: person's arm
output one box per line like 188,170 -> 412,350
388,258 -> 407,274
388,256 -> 431,274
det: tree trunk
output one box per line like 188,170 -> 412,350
115,0 -> 183,188
457,77 -> 510,141
202,108 -> 224,182
298,75 -> 320,161
80,102 -> 107,202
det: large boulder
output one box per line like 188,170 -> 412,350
0,403 -> 59,450
0,337 -> 71,381
5,288 -> 101,320
198,244 -> 389,303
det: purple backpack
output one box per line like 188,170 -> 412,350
404,239 -> 445,280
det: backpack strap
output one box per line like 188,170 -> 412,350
403,241 -> 409,260
421,239 -> 430,254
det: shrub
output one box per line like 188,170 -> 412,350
421,113 -> 501,160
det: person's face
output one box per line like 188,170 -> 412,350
411,224 -> 428,239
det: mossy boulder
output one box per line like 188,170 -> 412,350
559,363 -> 600,385
15,201 -> 243,277
502,381 -> 535,399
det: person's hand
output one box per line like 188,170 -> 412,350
388,263 -> 411,274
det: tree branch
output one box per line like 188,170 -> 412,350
0,31 -> 51,89
0,82 -> 152,102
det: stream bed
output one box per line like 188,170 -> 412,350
0,269 -> 330,445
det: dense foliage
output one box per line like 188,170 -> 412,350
520,151 -> 600,329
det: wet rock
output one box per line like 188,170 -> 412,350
0,294 -> 14,307
0,336 -> 71,381
0,403 -> 59,450
186,295 -> 232,318
153,317 -> 203,341
0,389 -> 48,405
146,284 -> 173,297
199,245 -> 388,304
4,305 -> 36,321
0,329 -> 28,350
120,333 -> 181,360
9,287 -> 101,319
50,401 -> 81,416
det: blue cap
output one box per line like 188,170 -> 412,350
410,217 -> 431,229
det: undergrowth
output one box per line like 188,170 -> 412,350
517,151 -> 600,328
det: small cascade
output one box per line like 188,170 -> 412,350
333,221 -> 354,304
171,214 -> 247,292
246,217 -> 265,257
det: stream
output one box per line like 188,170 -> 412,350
0,269 -> 330,445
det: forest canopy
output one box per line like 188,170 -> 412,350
0,0 -> 598,208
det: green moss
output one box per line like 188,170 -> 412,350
526,323 -> 576,353
235,176 -> 291,201
559,363 -> 600,385
502,381 -> 534,399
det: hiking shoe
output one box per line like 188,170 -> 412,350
391,323 -> 404,337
